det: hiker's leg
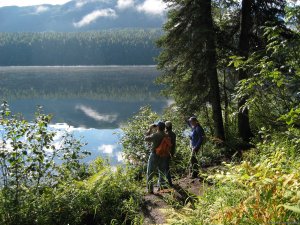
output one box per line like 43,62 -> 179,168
158,157 -> 168,189
190,149 -> 199,178
147,153 -> 156,193
166,157 -> 173,186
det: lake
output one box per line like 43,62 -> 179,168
0,66 -> 168,165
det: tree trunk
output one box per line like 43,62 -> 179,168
238,0 -> 253,142
200,0 -> 225,141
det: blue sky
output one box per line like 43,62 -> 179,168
0,0 -> 167,17
0,0 -> 71,7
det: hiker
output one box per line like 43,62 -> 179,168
165,121 -> 176,186
145,121 -> 168,194
188,116 -> 205,178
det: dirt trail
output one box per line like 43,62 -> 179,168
142,177 -> 207,225
142,190 -> 170,225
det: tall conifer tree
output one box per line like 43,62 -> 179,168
237,0 -> 286,142
157,0 -> 225,140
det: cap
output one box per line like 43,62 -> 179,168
188,116 -> 198,122
165,121 -> 172,128
156,121 -> 165,130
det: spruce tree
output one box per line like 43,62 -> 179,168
157,0 -> 225,140
237,0 -> 286,142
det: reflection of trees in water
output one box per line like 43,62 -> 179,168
0,66 -> 164,101
0,30 -> 161,66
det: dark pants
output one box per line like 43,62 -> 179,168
166,157 -> 173,186
147,153 -> 168,192
190,148 -> 199,178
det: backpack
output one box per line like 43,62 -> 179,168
156,135 -> 172,157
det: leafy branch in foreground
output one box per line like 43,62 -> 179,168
0,102 -> 90,224
0,102 -> 144,225
230,24 -> 300,130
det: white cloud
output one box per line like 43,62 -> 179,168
287,0 -> 300,5
0,140 -> 13,152
75,0 -> 86,8
117,0 -> 134,10
136,0 -> 167,16
35,5 -> 49,13
116,152 -> 124,162
75,104 -> 118,122
75,0 -> 110,8
0,0 -> 71,7
73,8 -> 117,28
50,123 -> 77,132
98,144 -> 115,154
49,123 -> 90,133
287,0 -> 299,3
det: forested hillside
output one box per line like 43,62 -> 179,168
1,0 -> 300,224
0,29 -> 161,65
0,0 -> 166,32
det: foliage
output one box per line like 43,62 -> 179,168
121,104 -> 195,178
121,105 -> 227,179
0,103 -> 143,225
120,106 -> 160,171
0,29 -> 161,66
156,0 -> 210,111
230,23 -> 300,130
210,137 -> 300,224
35,160 -> 143,225
165,128 -> 300,225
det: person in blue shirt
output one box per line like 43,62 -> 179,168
188,116 -> 205,178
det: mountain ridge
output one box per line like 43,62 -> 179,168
0,0 -> 166,32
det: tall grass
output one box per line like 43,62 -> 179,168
166,128 -> 300,224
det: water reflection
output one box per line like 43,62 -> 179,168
76,104 -> 118,123
0,66 -> 166,164
51,123 -> 123,164
8,99 -> 167,129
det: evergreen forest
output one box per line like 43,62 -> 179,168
0,29 -> 161,65
0,0 -> 300,224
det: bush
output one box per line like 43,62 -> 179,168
120,105 -> 228,180
120,105 -> 160,172
35,159 -> 143,225
166,129 -> 300,224
0,102 -> 143,225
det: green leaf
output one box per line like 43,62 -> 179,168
280,204 -> 300,214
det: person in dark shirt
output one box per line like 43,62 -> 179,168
188,116 -> 204,178
165,121 -> 176,187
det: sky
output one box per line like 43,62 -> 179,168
0,0 -> 72,7
0,0 -> 299,7
0,0 -> 167,16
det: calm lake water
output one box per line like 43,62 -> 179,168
0,66 -> 168,165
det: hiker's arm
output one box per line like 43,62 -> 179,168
185,119 -> 192,128
145,124 -> 156,137
171,134 -> 176,156
145,128 -> 152,136
145,133 -> 155,142
193,127 -> 203,151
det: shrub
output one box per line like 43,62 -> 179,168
0,102 -> 143,225
166,129 -> 300,224
121,105 -> 228,180
35,159 -> 143,225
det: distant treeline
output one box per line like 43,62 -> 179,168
0,29 -> 162,66
0,66 -> 163,101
